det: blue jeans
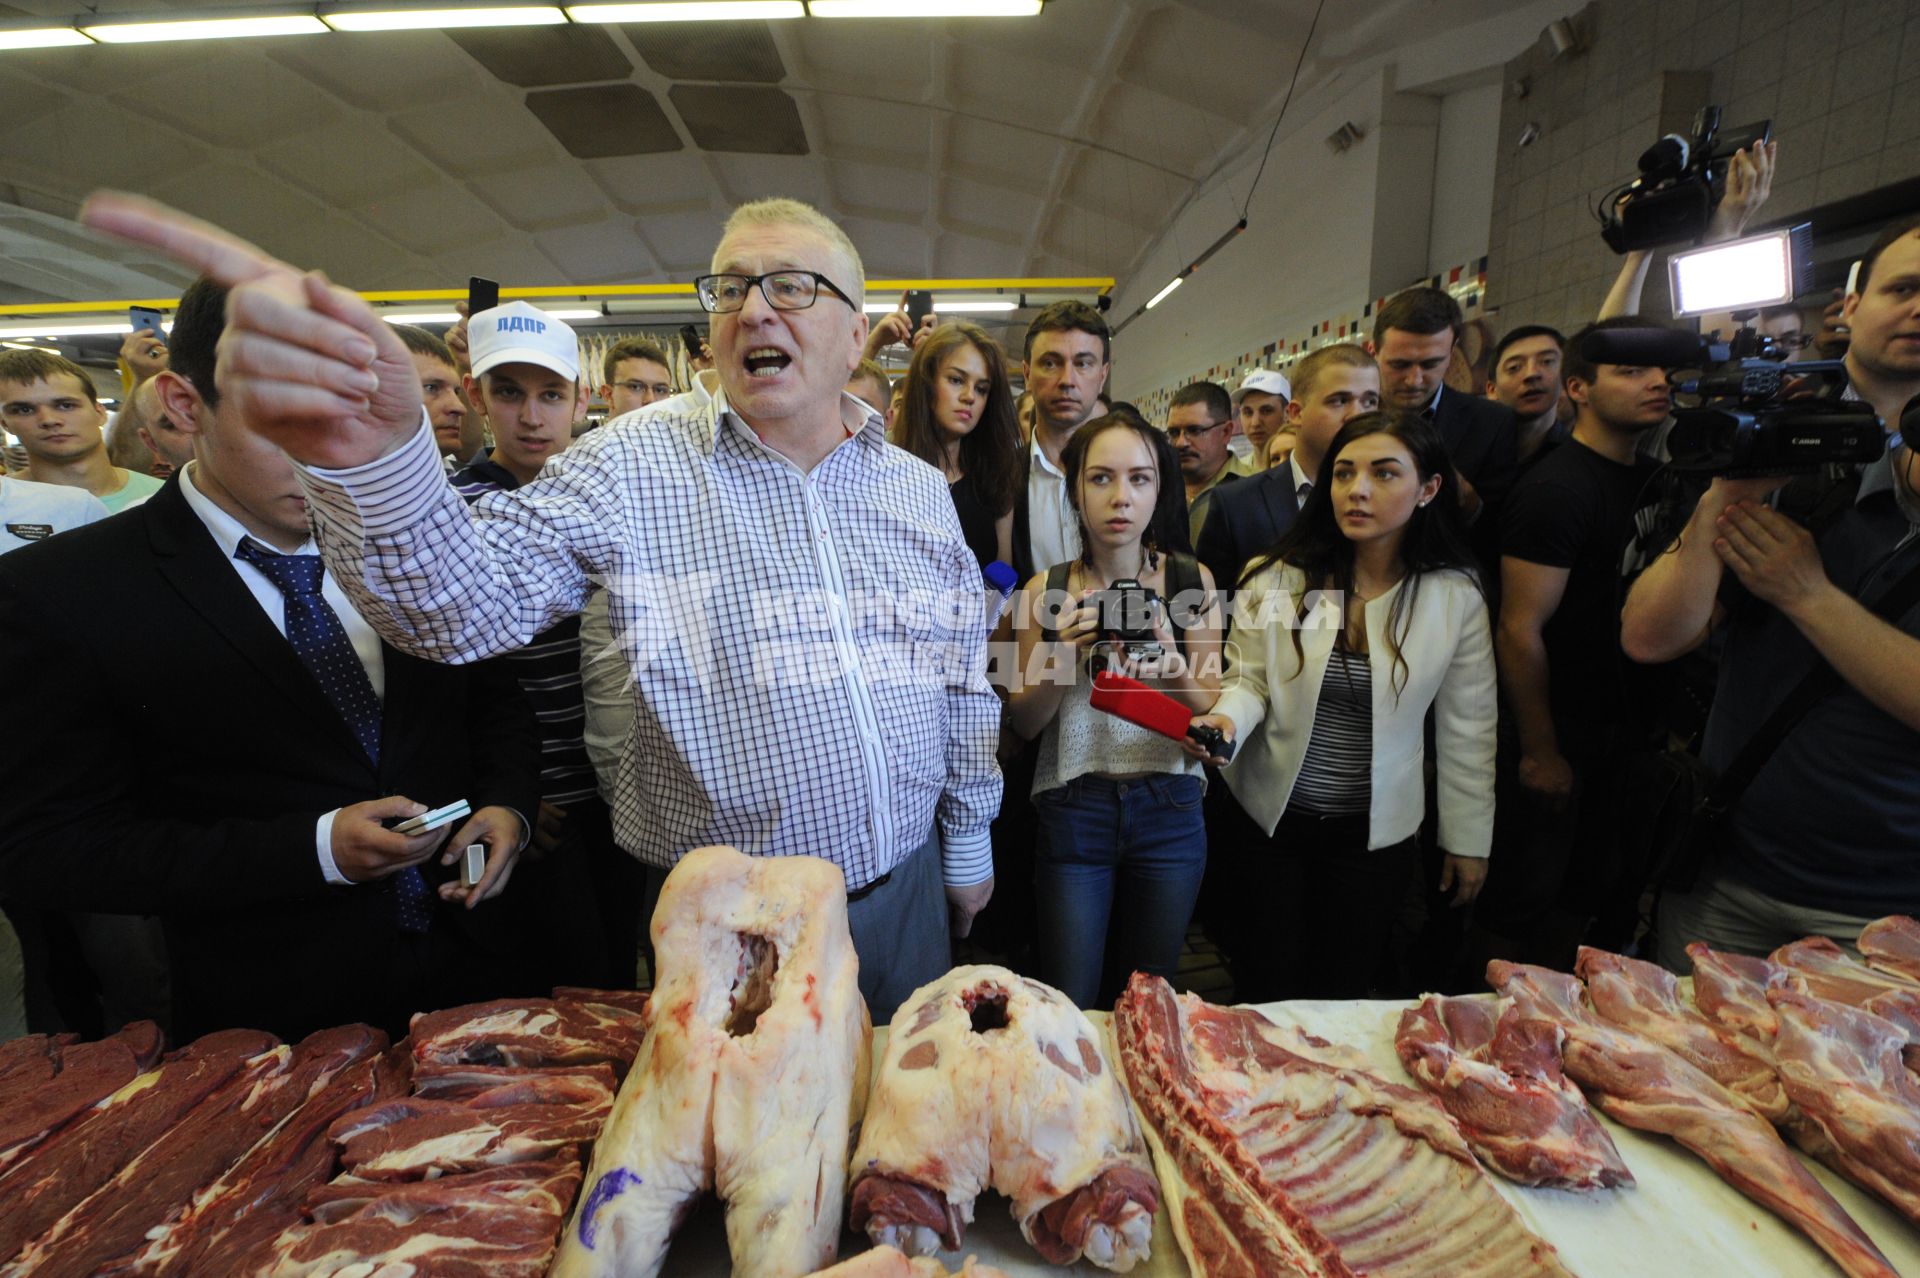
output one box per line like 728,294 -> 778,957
1032,773 -> 1207,1009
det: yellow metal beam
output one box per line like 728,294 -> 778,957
0,277 -> 1114,318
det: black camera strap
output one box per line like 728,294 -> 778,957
1702,550 -> 1920,817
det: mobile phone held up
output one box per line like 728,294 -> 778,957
905,289 -> 934,330
468,276 -> 499,317
129,305 -> 164,338
680,324 -> 706,363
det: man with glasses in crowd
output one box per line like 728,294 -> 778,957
1167,380 -> 1240,546
81,194 -> 1001,1024
600,337 -> 676,419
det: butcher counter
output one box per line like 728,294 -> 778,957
651,998 -> 1920,1278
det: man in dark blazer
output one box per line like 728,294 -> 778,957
0,280 -> 545,1042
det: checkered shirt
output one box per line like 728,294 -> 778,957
295,388 -> 1000,890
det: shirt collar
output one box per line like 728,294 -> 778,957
703,384 -> 883,462
1425,384 -> 1445,416
1289,452 -> 1313,496
178,461 -> 316,559
1030,432 -> 1067,479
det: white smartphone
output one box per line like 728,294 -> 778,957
461,844 -> 487,888
1846,259 -> 1861,298
391,799 -> 470,837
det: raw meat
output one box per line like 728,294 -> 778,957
1858,916 -> 1920,984
553,987 -> 653,1017
803,1245 -> 1011,1278
850,967 -> 1158,1270
1575,946 -> 1788,1121
262,1151 -> 583,1277
6,1025 -> 374,1278
1114,974 -> 1574,1278
552,845 -> 872,1278
411,997 -> 646,1076
0,1019 -> 162,1168
0,1027 -> 276,1266
414,1061 -> 618,1102
329,1074 -> 612,1179
1685,942 -> 1789,1045
1394,993 -> 1631,1189
1773,938 -> 1920,1065
1489,961 -> 1898,1278
1767,990 -> 1920,1227
132,1040 -> 407,1277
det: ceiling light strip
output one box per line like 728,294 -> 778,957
82,13 -> 328,42
322,5 -> 566,29
809,0 -> 1040,15
564,1 -> 803,21
0,26 -> 94,47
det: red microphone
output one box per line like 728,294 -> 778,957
1089,670 -> 1235,762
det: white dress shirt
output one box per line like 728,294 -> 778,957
1026,432 -> 1079,572
293,387 -> 1000,891
179,463 -> 384,885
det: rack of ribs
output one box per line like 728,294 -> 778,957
551,845 -> 872,1278
1115,974 -> 1575,1277
849,966 -> 1157,1272
1394,994 -> 1631,1189
1489,961 -> 1899,1278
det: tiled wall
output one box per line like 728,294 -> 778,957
1484,0 -> 1920,333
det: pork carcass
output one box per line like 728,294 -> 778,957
1115,973 -> 1575,1278
1858,916 -> 1920,984
1767,989 -> 1920,1227
850,967 -> 1157,1271
262,1151 -> 584,1278
1489,960 -> 1899,1278
804,1245 -> 1011,1278
551,845 -> 871,1278
1575,946 -> 1787,1121
1394,994 -> 1631,1189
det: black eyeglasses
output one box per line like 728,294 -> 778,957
1165,420 -> 1229,442
694,271 -> 858,314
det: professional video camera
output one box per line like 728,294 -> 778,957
1600,107 -> 1772,252
1579,324 -> 1883,475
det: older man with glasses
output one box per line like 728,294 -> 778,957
1165,379 -> 1242,546
82,193 -> 1001,1022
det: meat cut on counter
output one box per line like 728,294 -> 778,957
1115,973 -> 1575,1278
552,846 -> 872,1278
1394,994 -> 1631,1189
804,1245 -> 1011,1278
850,966 -> 1158,1271
1858,916 -> 1920,984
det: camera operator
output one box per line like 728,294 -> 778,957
1622,216 -> 1920,967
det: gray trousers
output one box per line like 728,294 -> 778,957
847,826 -> 950,1026
1656,871 -> 1874,973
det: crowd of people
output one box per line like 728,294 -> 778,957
1,149 -> 1917,1042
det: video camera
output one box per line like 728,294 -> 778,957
1600,107 -> 1772,252
1578,325 -> 1883,475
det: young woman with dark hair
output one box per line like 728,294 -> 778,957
1186,409 -> 1496,1000
1006,412 -> 1222,1008
894,321 -> 1023,571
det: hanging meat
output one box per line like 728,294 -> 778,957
1394,993 -> 1631,1189
1114,973 -> 1575,1277
850,966 -> 1158,1272
551,845 -> 872,1278
1489,961 -> 1899,1278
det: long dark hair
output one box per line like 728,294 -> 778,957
1242,409 -> 1481,696
894,321 -> 1023,518
1061,409 -> 1191,568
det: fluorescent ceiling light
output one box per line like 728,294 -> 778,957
861,300 -> 1018,314
811,0 -> 1041,14
0,322 -> 142,338
1,340 -> 52,349
83,14 -> 328,41
565,1 -> 801,20
324,4 -> 564,28
1144,276 -> 1183,309
382,307 -> 601,323
0,27 -> 94,49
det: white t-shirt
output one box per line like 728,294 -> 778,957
0,476 -> 109,555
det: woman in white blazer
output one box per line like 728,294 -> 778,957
1186,410 -> 1496,998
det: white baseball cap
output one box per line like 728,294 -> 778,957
468,301 -> 580,381
1231,367 -> 1292,410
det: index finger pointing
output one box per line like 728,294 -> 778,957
81,190 -> 287,288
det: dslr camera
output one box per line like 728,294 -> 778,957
1600,106 -> 1772,252
1092,579 -> 1164,665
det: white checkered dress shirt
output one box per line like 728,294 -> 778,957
294,388 -> 1000,890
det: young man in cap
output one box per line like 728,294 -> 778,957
1231,368 -> 1291,475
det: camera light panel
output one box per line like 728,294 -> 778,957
1667,227 -> 1796,317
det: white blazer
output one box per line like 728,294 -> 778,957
1215,563 -> 1497,857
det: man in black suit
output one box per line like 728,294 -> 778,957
1195,344 -> 1381,596
0,280 -> 544,1042
1371,287 -> 1519,535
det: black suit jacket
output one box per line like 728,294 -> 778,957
1195,464 -> 1303,594
1432,387 -> 1520,571
0,477 -> 544,1040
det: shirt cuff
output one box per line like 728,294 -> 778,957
938,825 -> 993,887
293,412 -> 449,538
316,809 -> 351,886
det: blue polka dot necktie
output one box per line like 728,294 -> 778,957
236,538 -> 433,933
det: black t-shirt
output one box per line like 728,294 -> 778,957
1501,438 -> 1662,735
949,472 -> 1000,572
